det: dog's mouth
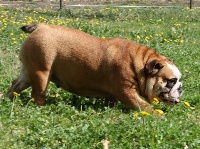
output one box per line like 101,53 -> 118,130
161,98 -> 180,104
158,92 -> 180,104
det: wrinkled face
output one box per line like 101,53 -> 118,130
154,62 -> 182,104
145,60 -> 182,105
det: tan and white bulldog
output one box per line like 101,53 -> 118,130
7,24 -> 182,113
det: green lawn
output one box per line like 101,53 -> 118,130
0,5 -> 200,149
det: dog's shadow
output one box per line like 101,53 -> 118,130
45,94 -> 130,113
19,87 -> 130,113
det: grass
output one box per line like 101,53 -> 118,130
0,5 -> 200,149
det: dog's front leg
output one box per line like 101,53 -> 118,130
29,70 -> 50,106
115,88 -> 155,113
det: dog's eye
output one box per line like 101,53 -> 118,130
166,78 -> 177,88
169,78 -> 177,84
167,78 -> 177,84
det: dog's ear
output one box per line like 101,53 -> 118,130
145,60 -> 164,76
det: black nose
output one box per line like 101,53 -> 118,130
178,86 -> 182,94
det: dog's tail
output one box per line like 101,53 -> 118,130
21,24 -> 37,33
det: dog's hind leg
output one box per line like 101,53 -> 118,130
7,71 -> 30,99
29,70 -> 51,106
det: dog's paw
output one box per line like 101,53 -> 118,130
33,98 -> 45,106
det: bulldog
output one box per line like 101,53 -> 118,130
7,24 -> 182,113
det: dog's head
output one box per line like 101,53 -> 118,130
145,58 -> 182,104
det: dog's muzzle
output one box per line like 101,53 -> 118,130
158,84 -> 182,104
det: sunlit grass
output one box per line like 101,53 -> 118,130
0,6 -> 200,148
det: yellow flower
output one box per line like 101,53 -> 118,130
102,36 -> 106,39
179,40 -> 184,43
105,7 -> 110,10
31,98 -> 35,102
155,109 -> 164,115
136,35 -> 140,39
145,37 -> 149,42
184,102 -> 190,107
141,111 -> 150,116
174,23 -> 181,27
13,92 -> 19,97
164,39 -> 168,42
152,98 -> 159,105
133,113 -> 139,119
